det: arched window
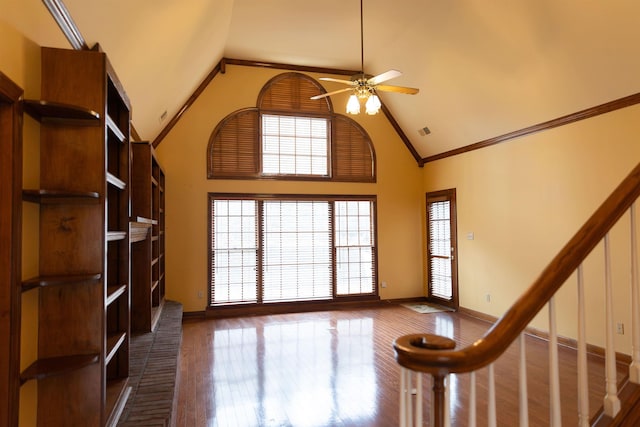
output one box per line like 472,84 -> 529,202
207,72 -> 376,182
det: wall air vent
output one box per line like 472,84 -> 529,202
418,126 -> 431,136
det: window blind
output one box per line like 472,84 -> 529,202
262,115 -> 328,176
428,200 -> 453,300
210,199 -> 258,304
262,201 -> 332,302
334,201 -> 375,295
332,116 -> 375,182
207,109 -> 259,178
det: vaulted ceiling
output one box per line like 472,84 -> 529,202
3,0 -> 640,160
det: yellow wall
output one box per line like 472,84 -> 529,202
0,19 -> 41,427
423,104 -> 640,353
155,65 -> 426,312
4,10 -> 640,423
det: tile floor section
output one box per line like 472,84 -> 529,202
117,300 -> 183,427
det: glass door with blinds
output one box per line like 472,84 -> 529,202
426,189 -> 459,309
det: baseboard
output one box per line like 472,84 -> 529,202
204,296 -> 384,319
182,310 -> 206,321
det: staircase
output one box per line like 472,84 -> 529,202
394,162 -> 640,426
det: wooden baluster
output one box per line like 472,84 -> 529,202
409,371 -> 415,426
519,333 -> 529,427
488,363 -> 496,427
468,371 -> 476,427
549,296 -> 562,426
444,375 -> 451,427
415,371 -> 423,426
577,264 -> 590,426
604,234 -> 621,416
399,367 -> 407,427
432,373 -> 447,427
631,203 -> 640,384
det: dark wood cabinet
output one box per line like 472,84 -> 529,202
20,46 -> 131,426
130,141 -> 166,332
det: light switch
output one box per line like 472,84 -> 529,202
467,232 -> 474,240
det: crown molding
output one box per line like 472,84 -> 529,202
152,58 -> 416,160
422,92 -> 640,164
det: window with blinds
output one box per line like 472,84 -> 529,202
262,115 -> 328,176
206,72 -> 375,182
209,195 -> 377,306
211,199 -> 258,304
335,201 -> 375,295
263,201 -> 332,301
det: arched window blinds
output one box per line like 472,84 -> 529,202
207,72 -> 376,182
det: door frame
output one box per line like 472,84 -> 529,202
425,189 -> 459,310
0,71 -> 23,427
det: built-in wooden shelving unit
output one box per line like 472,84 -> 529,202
20,46 -> 132,426
131,141 -> 166,332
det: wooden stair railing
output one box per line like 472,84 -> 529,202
394,161 -> 640,426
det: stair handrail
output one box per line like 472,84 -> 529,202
394,161 -> 640,375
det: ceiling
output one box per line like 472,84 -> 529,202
3,0 -> 640,160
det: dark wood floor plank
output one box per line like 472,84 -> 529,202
176,305 -> 626,426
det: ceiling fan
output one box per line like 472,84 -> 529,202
311,0 -> 419,115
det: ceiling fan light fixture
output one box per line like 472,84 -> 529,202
346,93 -> 361,114
310,0 -> 419,111
365,94 -> 381,115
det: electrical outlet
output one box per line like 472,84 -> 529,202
486,294 -> 491,303
617,322 -> 624,335
381,281 -> 387,288
197,290 -> 203,299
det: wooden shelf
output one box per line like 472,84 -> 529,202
107,231 -> 127,241
105,332 -> 127,365
135,216 -> 157,225
150,300 -> 165,331
130,221 -> 151,243
105,379 -> 131,427
20,354 -> 99,385
106,172 -> 127,190
23,99 -> 100,125
22,189 -> 99,204
106,284 -> 127,306
21,273 -> 101,292
106,115 -> 126,143
151,280 -> 159,292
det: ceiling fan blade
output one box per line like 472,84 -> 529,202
367,69 -> 402,85
310,87 -> 353,100
375,85 -> 420,95
318,77 -> 356,86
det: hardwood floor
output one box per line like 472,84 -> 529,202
176,304 -> 626,426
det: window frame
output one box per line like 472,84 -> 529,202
208,193 -> 379,309
259,111 -> 331,178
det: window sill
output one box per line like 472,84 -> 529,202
206,295 -> 381,319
